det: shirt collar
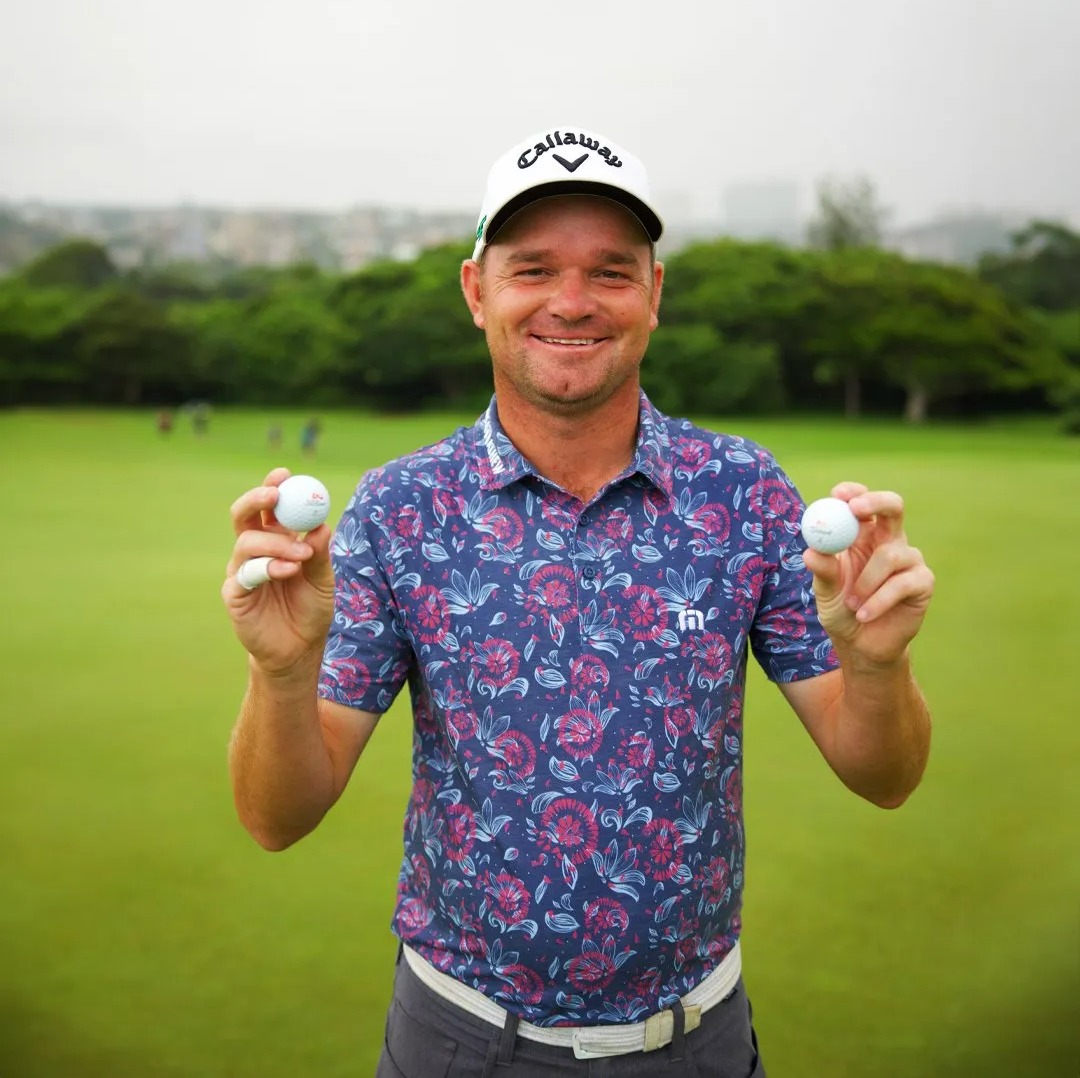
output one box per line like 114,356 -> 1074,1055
633,392 -> 675,500
471,392 -> 675,501
473,398 -> 534,489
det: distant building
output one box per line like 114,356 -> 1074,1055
721,180 -> 802,245
884,212 -> 1026,266
170,207 -> 210,262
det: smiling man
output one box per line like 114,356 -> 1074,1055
222,127 -> 934,1077
461,193 -> 663,502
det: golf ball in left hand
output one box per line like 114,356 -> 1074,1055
800,497 -> 859,554
274,475 -> 330,532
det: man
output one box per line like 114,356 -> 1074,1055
222,126 -> 933,1076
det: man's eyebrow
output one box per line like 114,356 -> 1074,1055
595,249 -> 641,267
503,249 -> 553,265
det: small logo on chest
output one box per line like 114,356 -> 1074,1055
677,609 -> 705,633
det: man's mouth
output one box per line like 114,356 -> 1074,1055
534,336 -> 603,346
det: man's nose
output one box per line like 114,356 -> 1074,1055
546,271 -> 596,322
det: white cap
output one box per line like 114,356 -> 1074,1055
471,126 -> 664,261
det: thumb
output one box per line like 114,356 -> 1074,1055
802,547 -> 847,611
303,523 -> 335,587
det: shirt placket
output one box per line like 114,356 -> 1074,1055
568,500 -> 613,668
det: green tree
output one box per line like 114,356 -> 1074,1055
0,211 -> 66,275
170,298 -> 246,401
1049,369 -> 1080,434
1028,307 -> 1080,364
804,247 -> 907,417
807,176 -> 888,251
74,289 -> 194,404
19,239 -> 118,290
0,280 -> 94,403
176,274 -> 350,405
331,244 -> 489,410
128,263 -> 218,303
645,324 -> 784,416
978,220 -> 1080,312
659,240 -> 816,411
805,177 -> 890,415
808,252 -> 1066,421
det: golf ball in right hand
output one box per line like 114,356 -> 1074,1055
274,474 -> 330,532
800,497 -> 859,554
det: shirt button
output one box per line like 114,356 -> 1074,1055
582,566 -> 598,580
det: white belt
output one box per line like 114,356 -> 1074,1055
403,940 -> 741,1061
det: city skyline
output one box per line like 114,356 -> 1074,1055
1,172 -> 1066,233
1,191 -> 1029,277
2,0 -> 1078,229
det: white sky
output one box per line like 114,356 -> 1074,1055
1,0 -> 1078,226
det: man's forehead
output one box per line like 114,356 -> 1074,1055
490,194 -> 653,249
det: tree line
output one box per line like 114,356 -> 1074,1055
0,215 -> 1077,426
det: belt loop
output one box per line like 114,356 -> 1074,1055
481,1012 -> 520,1077
497,1013 -> 520,1065
669,999 -> 686,1062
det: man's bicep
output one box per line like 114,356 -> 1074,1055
776,668 -> 843,759
317,697 -> 382,800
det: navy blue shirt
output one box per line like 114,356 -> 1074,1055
319,393 -> 837,1025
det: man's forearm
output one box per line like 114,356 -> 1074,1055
228,654 -> 336,850
825,652 -> 932,808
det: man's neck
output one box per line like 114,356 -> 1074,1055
495,387 -> 640,504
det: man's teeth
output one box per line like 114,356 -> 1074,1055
538,336 -> 599,345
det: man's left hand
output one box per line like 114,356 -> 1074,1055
802,482 -> 935,669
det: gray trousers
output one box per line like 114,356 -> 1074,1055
375,949 -> 765,1077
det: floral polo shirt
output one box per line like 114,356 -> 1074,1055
318,392 -> 838,1026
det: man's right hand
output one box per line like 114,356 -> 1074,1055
222,467 -> 335,676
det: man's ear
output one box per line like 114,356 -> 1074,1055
649,260 -> 664,331
461,259 -> 485,329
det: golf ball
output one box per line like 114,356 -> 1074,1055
274,474 -> 330,532
800,497 -> 859,554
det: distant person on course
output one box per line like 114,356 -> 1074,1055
222,126 -> 934,1077
189,400 -> 211,437
301,416 -> 322,456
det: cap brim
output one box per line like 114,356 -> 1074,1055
485,180 -> 663,249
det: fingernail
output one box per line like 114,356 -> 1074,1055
293,543 -> 311,557
845,596 -> 861,611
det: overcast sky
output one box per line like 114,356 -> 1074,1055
2,0 -> 1077,227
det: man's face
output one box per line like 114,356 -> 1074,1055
461,195 -> 663,418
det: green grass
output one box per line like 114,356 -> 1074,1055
1,407 -> 1078,1076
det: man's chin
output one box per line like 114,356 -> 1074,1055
499,356 -> 641,417
527,382 -> 617,417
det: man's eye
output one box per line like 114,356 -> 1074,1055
517,268 -> 548,278
597,270 -> 627,280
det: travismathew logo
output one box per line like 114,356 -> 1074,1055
518,130 -> 623,170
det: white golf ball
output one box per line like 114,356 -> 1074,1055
800,497 -> 859,554
274,475 -> 331,532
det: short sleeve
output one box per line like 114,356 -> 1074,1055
748,452 -> 839,683
317,475 -> 413,713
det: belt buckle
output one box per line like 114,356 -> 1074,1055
571,1030 -> 634,1061
570,1002 -> 702,1059
571,1032 -> 607,1060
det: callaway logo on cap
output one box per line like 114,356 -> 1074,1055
471,126 -> 664,261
